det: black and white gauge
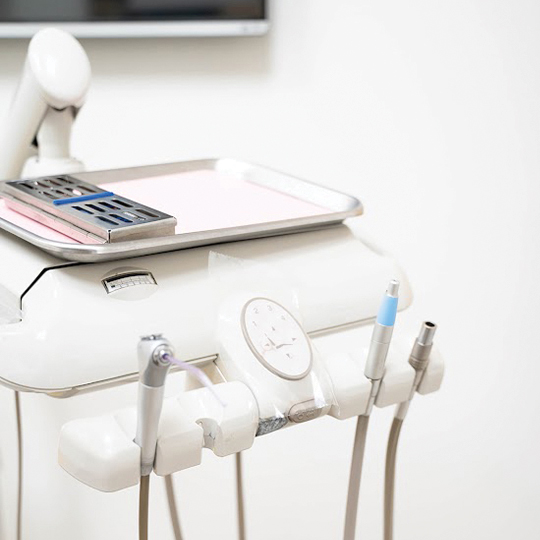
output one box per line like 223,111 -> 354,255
241,297 -> 312,380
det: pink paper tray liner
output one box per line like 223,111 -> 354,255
0,169 -> 329,245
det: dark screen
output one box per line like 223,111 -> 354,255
0,0 -> 265,23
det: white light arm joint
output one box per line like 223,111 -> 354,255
0,28 -> 91,180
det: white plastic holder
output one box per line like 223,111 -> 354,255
58,381 -> 258,492
324,334 -> 445,419
58,340 -> 444,493
375,344 -> 444,407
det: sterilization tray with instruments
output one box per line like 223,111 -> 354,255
0,158 -> 362,263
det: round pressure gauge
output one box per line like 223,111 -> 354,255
241,298 -> 312,380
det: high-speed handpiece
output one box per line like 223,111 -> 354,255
135,335 -> 222,540
135,335 -> 174,477
135,335 -> 174,540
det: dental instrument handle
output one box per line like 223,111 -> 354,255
343,280 -> 399,540
136,383 -> 167,476
364,279 -> 399,414
384,321 -> 437,540
395,321 -> 437,420
135,335 -> 173,477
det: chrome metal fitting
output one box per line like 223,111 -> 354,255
408,321 -> 437,372
141,334 -> 163,341
138,335 -> 174,388
365,324 -> 394,380
152,344 -> 174,367
387,279 -> 399,298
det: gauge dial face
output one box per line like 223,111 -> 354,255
241,298 -> 312,380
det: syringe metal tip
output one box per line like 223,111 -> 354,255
387,279 -> 400,298
418,321 -> 437,347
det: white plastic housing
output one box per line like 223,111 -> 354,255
135,384 -> 166,476
417,346 -> 445,395
170,381 -> 259,459
0,226 -> 413,391
324,352 -> 372,420
58,329 -> 445,493
59,412 -> 141,492
0,28 -> 91,180
313,326 -> 440,417
375,356 -> 416,408
22,109 -> 86,178
151,399 -> 204,476
59,381 -> 259,492
215,292 -> 335,423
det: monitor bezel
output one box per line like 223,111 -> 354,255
0,20 -> 268,38
0,0 -> 268,39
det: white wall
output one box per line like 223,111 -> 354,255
0,0 -> 539,538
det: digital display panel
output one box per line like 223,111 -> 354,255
0,0 -> 265,22
0,0 -> 267,37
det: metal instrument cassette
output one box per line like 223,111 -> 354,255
2,176 -> 176,244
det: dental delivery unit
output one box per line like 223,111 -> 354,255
0,29 -> 445,540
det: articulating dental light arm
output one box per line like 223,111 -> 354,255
0,28 -> 91,180
384,321 -> 437,540
343,280 -> 400,540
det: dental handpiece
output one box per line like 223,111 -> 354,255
364,279 -> 400,413
343,279 -> 400,540
395,321 -> 437,420
384,321 -> 438,540
135,335 -> 174,477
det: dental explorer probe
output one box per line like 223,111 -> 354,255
343,280 -> 400,540
384,321 -> 437,540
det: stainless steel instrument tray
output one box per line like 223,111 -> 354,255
0,158 -> 362,263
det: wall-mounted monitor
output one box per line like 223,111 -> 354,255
0,0 -> 268,38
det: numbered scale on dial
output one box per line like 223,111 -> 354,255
241,298 -> 312,380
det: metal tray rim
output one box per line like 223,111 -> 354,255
0,158 -> 363,263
